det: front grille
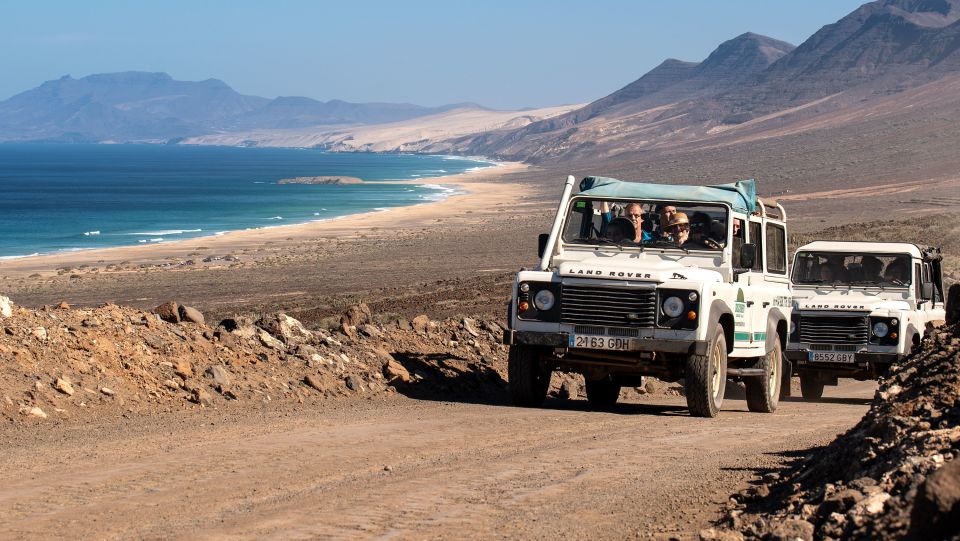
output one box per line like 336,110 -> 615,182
572,325 -> 641,338
561,286 -> 656,328
798,315 -> 869,345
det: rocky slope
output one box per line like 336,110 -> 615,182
1,296 -> 646,427
0,296 -> 509,425
702,323 -> 960,540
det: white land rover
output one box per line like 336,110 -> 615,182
787,241 -> 947,399
502,176 -> 793,417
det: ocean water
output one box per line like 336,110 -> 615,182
0,144 -> 494,258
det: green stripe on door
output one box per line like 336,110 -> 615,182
735,332 -> 767,342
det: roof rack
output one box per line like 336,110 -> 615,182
756,198 -> 786,221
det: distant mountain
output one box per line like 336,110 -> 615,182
453,32 -> 796,159
453,0 -> 960,162
0,72 -> 486,143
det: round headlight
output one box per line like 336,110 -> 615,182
519,283 -> 530,293
789,321 -> 796,335
688,291 -> 699,302
872,321 -> 889,338
533,289 -> 555,311
662,296 -> 684,318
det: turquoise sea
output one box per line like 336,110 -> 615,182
0,144 -> 494,258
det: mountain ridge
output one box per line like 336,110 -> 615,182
0,71 -> 490,143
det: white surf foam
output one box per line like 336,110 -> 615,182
83,231 -> 101,236
125,229 -> 201,236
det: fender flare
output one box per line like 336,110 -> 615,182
765,308 -> 789,353
706,298 -> 734,352
906,323 -> 920,350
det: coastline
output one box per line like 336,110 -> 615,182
0,160 -> 530,278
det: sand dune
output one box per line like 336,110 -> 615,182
181,104 -> 581,152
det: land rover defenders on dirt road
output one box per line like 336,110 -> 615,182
502,176 -> 792,417
787,241 -> 947,400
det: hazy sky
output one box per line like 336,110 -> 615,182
1,0 -> 867,109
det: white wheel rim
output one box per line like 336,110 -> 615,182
768,349 -> 779,400
711,340 -> 723,398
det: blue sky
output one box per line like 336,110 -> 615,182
1,0 -> 867,109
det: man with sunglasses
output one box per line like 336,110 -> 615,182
667,212 -> 691,246
624,202 -> 653,243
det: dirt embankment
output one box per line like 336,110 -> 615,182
703,324 -> 960,541
0,297 -> 514,426
0,296 -> 632,427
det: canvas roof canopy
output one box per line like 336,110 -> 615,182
578,176 -> 758,214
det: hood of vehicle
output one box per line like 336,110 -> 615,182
793,290 -> 911,313
557,256 -> 723,283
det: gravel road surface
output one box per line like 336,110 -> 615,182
0,381 -> 875,540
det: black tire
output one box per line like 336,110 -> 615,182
745,337 -> 783,413
799,373 -> 824,401
585,379 -> 621,409
946,283 -> 960,325
685,327 -> 728,418
508,345 -> 551,407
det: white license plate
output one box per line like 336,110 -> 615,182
571,335 -> 634,351
808,352 -> 855,363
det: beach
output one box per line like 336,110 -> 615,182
0,160 -> 554,322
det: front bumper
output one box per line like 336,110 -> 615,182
503,330 -> 708,355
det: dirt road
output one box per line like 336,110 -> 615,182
0,382 -> 874,540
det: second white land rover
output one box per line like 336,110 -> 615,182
502,176 -> 792,417
787,241 -> 947,399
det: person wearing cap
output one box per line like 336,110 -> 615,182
668,212 -> 691,246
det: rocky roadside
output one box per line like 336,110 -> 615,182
0,294 -> 671,428
0,293 -> 514,426
701,324 -> 960,541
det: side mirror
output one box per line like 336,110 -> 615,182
921,282 -> 934,301
538,233 -> 550,258
740,243 -> 757,270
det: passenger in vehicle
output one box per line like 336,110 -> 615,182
605,217 -> 635,244
667,212 -> 691,246
858,256 -> 884,283
623,203 -> 653,243
688,212 -> 721,249
884,258 -> 910,284
654,204 -> 678,241
820,255 -> 848,282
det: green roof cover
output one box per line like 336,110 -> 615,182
578,176 -> 757,214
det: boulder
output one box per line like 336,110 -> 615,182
205,365 -> 232,390
909,459 -> 960,539
257,329 -> 284,350
462,318 -> 480,337
0,295 -> 12,318
56,301 -> 70,310
304,374 -> 325,392
54,377 -> 75,396
384,359 -> 412,384
178,305 -> 205,325
358,324 -> 382,338
257,313 -> 312,343
766,519 -> 813,541
412,315 -> 431,334
152,301 -> 180,323
20,406 -> 47,419
395,318 -> 413,331
340,303 -> 372,328
32,327 -> 48,341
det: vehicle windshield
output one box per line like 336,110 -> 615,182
561,197 -> 728,251
792,252 -> 912,287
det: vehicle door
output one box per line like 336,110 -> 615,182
733,218 -> 765,350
